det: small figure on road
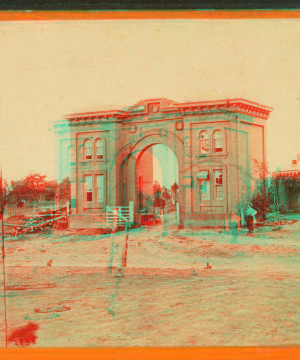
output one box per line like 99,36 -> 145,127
245,202 -> 257,235
160,197 -> 166,215
229,209 -> 241,243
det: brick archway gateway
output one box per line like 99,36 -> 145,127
119,132 -> 184,228
54,97 -> 272,228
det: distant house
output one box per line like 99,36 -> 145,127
273,155 -> 300,211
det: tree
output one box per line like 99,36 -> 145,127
0,175 -> 8,217
251,183 -> 271,219
43,181 -> 57,202
253,159 -> 269,179
8,173 -> 47,205
162,187 -> 171,200
267,176 -> 283,213
252,159 -> 270,220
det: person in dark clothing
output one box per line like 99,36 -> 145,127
245,202 -> 257,234
160,197 -> 166,215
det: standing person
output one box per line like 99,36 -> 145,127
245,202 -> 257,235
229,209 -> 241,243
160,197 -> 166,215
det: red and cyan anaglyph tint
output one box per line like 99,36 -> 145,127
0,11 -> 300,358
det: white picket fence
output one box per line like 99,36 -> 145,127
106,202 -> 134,230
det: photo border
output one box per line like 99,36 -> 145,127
1,9 -> 300,359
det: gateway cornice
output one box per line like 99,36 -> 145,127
64,98 -> 272,124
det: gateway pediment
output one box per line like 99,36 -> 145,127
64,97 -> 272,123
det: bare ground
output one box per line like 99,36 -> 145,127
2,213 -> 300,347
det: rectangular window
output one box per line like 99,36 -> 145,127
97,155 -> 104,160
214,170 -> 223,200
200,180 -> 210,201
84,175 -> 93,203
198,171 -> 210,202
95,174 -> 104,202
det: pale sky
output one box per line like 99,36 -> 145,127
152,144 -> 178,188
1,20 -> 300,181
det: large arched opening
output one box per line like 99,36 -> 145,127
136,144 -> 179,226
118,132 -> 185,228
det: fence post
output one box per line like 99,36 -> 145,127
122,233 -> 129,268
113,208 -> 118,232
107,230 -> 114,274
129,201 -> 134,226
118,207 -> 122,228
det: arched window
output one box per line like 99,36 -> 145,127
95,138 -> 105,160
67,146 -> 76,166
198,131 -> 210,155
83,139 -> 92,160
213,130 -> 222,153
